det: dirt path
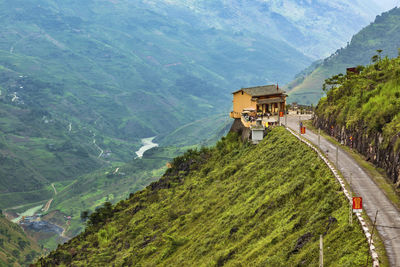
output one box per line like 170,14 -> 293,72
42,199 -> 53,213
42,183 -> 57,212
92,133 -> 104,158
287,114 -> 400,266
60,220 -> 70,239
51,183 -> 57,195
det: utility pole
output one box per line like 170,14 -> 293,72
349,173 -> 353,226
285,113 -> 287,128
278,102 -> 281,126
298,115 -> 301,134
319,235 -> 324,267
366,210 -> 378,267
336,145 -> 339,167
349,200 -> 353,226
318,128 -> 321,147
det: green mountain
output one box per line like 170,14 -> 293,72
0,0 -> 393,255
154,0 -> 395,59
314,55 -> 400,186
287,7 -> 400,104
0,0 -> 313,210
1,0 -> 392,210
37,128 -> 368,266
0,213 -> 41,266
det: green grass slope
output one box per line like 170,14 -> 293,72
287,7 -> 400,104
0,214 -> 41,266
48,145 -> 191,241
316,57 -> 400,142
37,128 -> 368,266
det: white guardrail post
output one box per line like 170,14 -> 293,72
285,127 -> 379,267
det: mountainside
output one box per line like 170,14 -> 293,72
313,55 -> 400,186
37,128 -> 368,266
46,144 -> 193,240
0,0 -> 313,210
156,0 -> 395,59
0,214 -> 41,266
0,0 -> 394,255
0,0 -> 393,207
287,7 -> 400,104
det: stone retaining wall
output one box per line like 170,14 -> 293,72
313,115 -> 400,187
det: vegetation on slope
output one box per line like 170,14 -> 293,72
38,128 -> 368,266
314,54 -> 400,185
0,66 -> 141,208
0,214 -> 40,266
316,55 -> 400,149
0,0 -> 311,210
287,7 -> 400,104
48,145 -> 192,240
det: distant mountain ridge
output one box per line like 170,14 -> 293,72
153,0 -> 396,58
287,7 -> 400,104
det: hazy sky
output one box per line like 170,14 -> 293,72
373,0 -> 399,10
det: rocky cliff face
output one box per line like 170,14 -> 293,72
313,115 -> 400,187
229,118 -> 251,142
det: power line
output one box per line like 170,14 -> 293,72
376,224 -> 400,230
387,234 -> 400,241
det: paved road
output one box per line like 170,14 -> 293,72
286,115 -> 400,267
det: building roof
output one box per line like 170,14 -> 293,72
257,97 -> 284,104
233,85 -> 286,97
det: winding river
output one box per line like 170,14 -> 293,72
135,137 -> 158,158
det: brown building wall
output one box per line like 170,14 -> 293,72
231,91 -> 286,118
231,91 -> 256,118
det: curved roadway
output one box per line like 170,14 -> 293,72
286,114 -> 400,267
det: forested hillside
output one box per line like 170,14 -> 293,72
314,55 -> 400,186
287,7 -> 400,104
37,128 -> 368,266
0,214 -> 40,266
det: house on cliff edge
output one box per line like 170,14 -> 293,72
229,84 -> 287,143
230,85 -> 287,119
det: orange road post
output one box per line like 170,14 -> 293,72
352,197 -> 362,213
